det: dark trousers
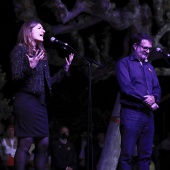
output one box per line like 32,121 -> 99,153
118,107 -> 154,170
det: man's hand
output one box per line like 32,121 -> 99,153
150,103 -> 159,111
144,95 -> 155,106
143,95 -> 159,111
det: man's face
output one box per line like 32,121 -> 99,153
60,127 -> 69,139
8,127 -> 14,137
133,39 -> 152,62
60,127 -> 69,135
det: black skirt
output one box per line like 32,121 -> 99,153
13,92 -> 49,137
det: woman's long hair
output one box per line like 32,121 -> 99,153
17,19 -> 46,57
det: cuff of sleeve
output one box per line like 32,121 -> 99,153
63,68 -> 71,77
153,95 -> 158,103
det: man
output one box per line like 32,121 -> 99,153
50,126 -> 77,170
115,33 -> 161,170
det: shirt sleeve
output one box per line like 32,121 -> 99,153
50,67 -> 71,85
150,65 -> 161,103
115,59 -> 145,101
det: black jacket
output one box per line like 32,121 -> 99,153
10,44 -> 67,96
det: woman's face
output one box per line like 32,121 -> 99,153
31,23 -> 45,42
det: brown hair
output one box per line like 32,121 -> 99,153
17,19 -> 46,57
131,33 -> 153,46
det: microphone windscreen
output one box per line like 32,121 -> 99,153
156,47 -> 161,52
50,37 -> 55,42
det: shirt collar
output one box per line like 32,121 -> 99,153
130,52 -> 148,63
59,138 -> 67,144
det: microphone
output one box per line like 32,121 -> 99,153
50,37 -> 68,46
156,47 -> 170,57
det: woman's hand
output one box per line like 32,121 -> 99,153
26,50 -> 45,69
64,53 -> 74,72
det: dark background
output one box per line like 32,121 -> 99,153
1,0 -> 170,140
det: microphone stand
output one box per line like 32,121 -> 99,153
61,44 -> 103,170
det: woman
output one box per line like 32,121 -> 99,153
10,20 -> 74,170
1,125 -> 17,170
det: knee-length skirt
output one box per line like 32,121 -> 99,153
13,92 -> 49,137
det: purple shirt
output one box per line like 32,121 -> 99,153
115,53 -> 161,109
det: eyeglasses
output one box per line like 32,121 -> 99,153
139,44 -> 152,51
